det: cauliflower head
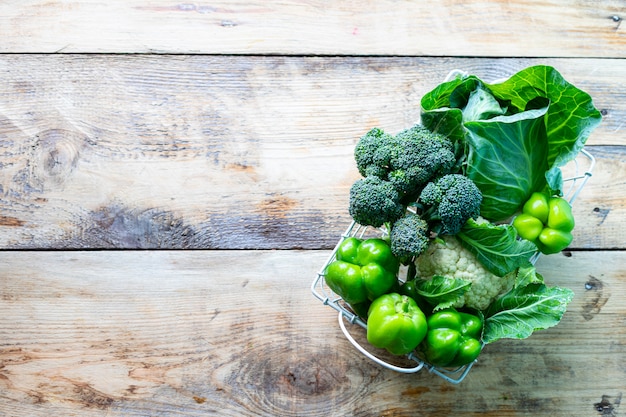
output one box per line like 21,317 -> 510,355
414,235 -> 516,311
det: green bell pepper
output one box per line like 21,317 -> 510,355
513,192 -> 575,255
324,237 -> 399,305
422,308 -> 483,367
398,279 -> 432,314
366,292 -> 428,355
521,191 -> 550,223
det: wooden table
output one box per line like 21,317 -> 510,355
0,2 -> 624,416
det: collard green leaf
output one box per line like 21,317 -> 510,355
456,219 -> 537,277
414,275 -> 471,311
482,283 -> 574,344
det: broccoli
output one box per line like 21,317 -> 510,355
353,125 -> 458,202
389,212 -> 430,261
418,174 -> 482,235
348,175 -> 405,228
354,127 -> 396,178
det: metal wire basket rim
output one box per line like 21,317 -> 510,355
337,311 -> 425,374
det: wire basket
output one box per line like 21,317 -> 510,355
311,148 -> 595,384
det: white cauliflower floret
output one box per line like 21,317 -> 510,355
414,235 -> 516,311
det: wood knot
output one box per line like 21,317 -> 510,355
72,382 -> 115,409
85,204 -> 199,248
276,360 -> 339,396
594,393 -> 622,416
256,195 -> 298,219
32,128 -> 87,186
224,338 -> 371,414
581,276 -> 609,321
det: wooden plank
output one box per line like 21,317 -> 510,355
0,56 -> 623,250
565,145 -> 626,250
0,1 -> 624,57
0,249 -> 624,416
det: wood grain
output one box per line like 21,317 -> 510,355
0,1 -> 624,57
1,1 -> 624,416
0,56 -> 623,250
565,146 -> 626,250
0,249 -> 623,416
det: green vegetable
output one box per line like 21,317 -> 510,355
421,308 -> 483,367
482,278 -> 574,344
536,228 -> 573,254
421,65 -> 602,221
418,174 -> 483,235
389,212 -> 430,262
353,125 -> 458,203
398,279 -> 431,313
348,300 -> 372,321
547,197 -> 575,231
366,293 -> 428,355
512,193 -> 575,254
456,218 -> 537,277
513,262 -> 546,288
511,213 -> 544,242
413,234 -> 518,311
408,275 -> 472,312
522,191 -> 550,223
349,175 -> 404,228
324,237 -> 399,305
464,107 -> 549,220
353,127 -> 396,178
333,65 -> 599,367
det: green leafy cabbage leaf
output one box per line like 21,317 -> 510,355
421,65 -> 602,221
514,262 -> 545,288
464,107 -> 550,219
414,275 -> 472,311
482,281 -> 574,344
456,219 -> 537,277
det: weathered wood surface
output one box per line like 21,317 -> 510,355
0,250 -> 623,417
1,0 -> 625,415
0,56 -> 623,250
0,1 -> 624,57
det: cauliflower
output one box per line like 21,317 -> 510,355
414,235 -> 516,311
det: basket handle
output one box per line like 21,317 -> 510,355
337,311 -> 424,374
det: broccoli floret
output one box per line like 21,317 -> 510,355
353,125 -> 458,202
349,176 -> 405,227
391,125 -> 457,181
390,212 -> 430,261
354,128 -> 396,178
419,174 -> 482,235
